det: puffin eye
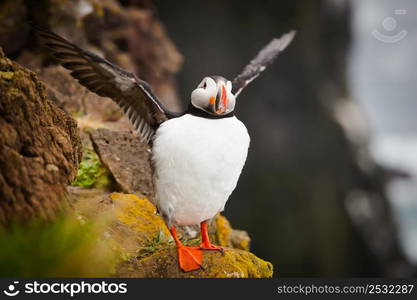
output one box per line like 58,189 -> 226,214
202,82 -> 207,89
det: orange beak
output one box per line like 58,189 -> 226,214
215,84 -> 228,114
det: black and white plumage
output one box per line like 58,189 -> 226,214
37,27 -> 295,269
36,28 -> 172,143
232,30 -> 296,97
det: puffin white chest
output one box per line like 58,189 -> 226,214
152,114 -> 250,226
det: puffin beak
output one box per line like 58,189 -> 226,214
215,84 -> 228,114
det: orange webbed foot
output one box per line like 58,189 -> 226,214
177,245 -> 204,272
199,242 -> 225,254
198,220 -> 225,254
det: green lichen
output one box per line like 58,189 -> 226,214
121,247 -> 273,278
0,71 -> 14,80
111,193 -> 171,243
71,148 -> 112,188
213,214 -> 233,247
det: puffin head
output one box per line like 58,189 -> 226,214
191,75 -> 236,116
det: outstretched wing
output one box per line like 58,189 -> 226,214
36,27 -> 172,143
232,30 -> 296,97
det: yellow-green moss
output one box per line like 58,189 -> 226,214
213,214 -> 233,247
117,247 -> 273,278
111,193 -> 170,237
0,71 -> 14,80
202,250 -> 273,278
239,240 -> 250,250
71,192 -> 272,277
110,193 -> 171,257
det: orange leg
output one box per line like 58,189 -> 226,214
199,220 -> 224,253
170,227 -> 203,272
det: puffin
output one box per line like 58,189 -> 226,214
36,27 -> 295,272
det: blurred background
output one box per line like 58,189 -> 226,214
1,0 -> 417,277
156,0 -> 417,277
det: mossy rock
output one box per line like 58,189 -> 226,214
117,247 -> 273,278
0,47 -> 82,225
106,193 -> 272,277
110,193 -> 171,254
70,192 -> 273,278
211,215 -> 251,251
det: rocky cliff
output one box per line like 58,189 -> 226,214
0,0 -> 273,277
0,47 -> 82,225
